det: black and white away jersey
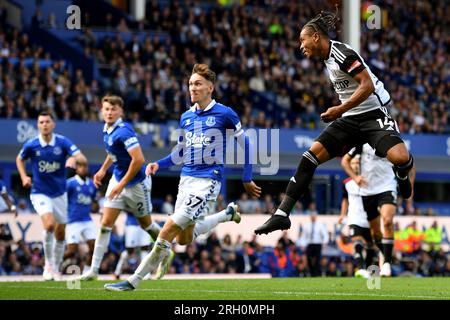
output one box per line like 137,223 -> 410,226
324,40 -> 391,116
342,178 -> 369,228
348,144 -> 397,196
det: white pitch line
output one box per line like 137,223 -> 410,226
1,285 -> 448,300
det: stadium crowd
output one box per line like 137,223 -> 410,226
0,0 -> 448,134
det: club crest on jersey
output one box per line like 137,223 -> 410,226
185,119 -> 191,126
53,146 -> 62,155
205,116 -> 216,127
35,150 -> 41,156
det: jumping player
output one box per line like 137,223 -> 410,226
255,10 -> 414,236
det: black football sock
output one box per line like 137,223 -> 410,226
353,241 -> 364,269
278,150 -> 319,216
382,238 -> 394,264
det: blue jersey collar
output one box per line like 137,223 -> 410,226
190,99 -> 216,113
103,118 -> 123,134
38,134 -> 56,147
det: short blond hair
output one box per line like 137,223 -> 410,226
101,95 -> 124,108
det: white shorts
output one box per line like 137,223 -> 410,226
171,176 -> 221,230
30,193 -> 68,224
104,175 -> 153,218
125,225 -> 151,248
66,220 -> 97,244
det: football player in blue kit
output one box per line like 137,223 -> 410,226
16,110 -> 87,280
64,160 -> 98,275
81,95 -> 162,280
105,63 -> 261,291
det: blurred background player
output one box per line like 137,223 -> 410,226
113,211 -> 153,280
16,110 -> 87,280
255,9 -> 414,236
81,95 -> 161,280
342,143 -> 416,277
0,178 -> 16,215
64,160 -> 98,275
338,154 -> 376,278
105,63 -> 261,291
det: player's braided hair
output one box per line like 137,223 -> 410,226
302,5 -> 339,37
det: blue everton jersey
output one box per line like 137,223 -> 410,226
67,175 -> 97,224
19,134 -> 80,197
178,100 -> 243,180
103,119 -> 146,187
125,211 -> 139,226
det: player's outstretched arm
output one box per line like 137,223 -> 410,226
145,162 -> 159,176
235,132 -> 261,198
93,154 -> 113,188
341,154 -> 358,180
341,154 -> 366,187
16,155 -> 31,189
1,192 -> 16,216
147,141 -> 185,176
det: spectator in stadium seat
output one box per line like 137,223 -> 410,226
304,201 -> 319,216
237,193 -> 252,214
262,194 -> 275,215
291,202 -> 304,215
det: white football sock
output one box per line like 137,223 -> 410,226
128,237 -> 170,288
193,209 -> 228,240
114,250 -> 129,276
43,230 -> 54,267
53,240 -> 65,272
91,227 -> 112,273
145,222 -> 161,242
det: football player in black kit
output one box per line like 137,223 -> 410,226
255,9 -> 414,236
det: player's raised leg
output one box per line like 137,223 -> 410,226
379,137 -> 415,200
190,202 -> 241,244
255,141 -> 330,234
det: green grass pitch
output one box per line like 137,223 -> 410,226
1,278 -> 450,300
